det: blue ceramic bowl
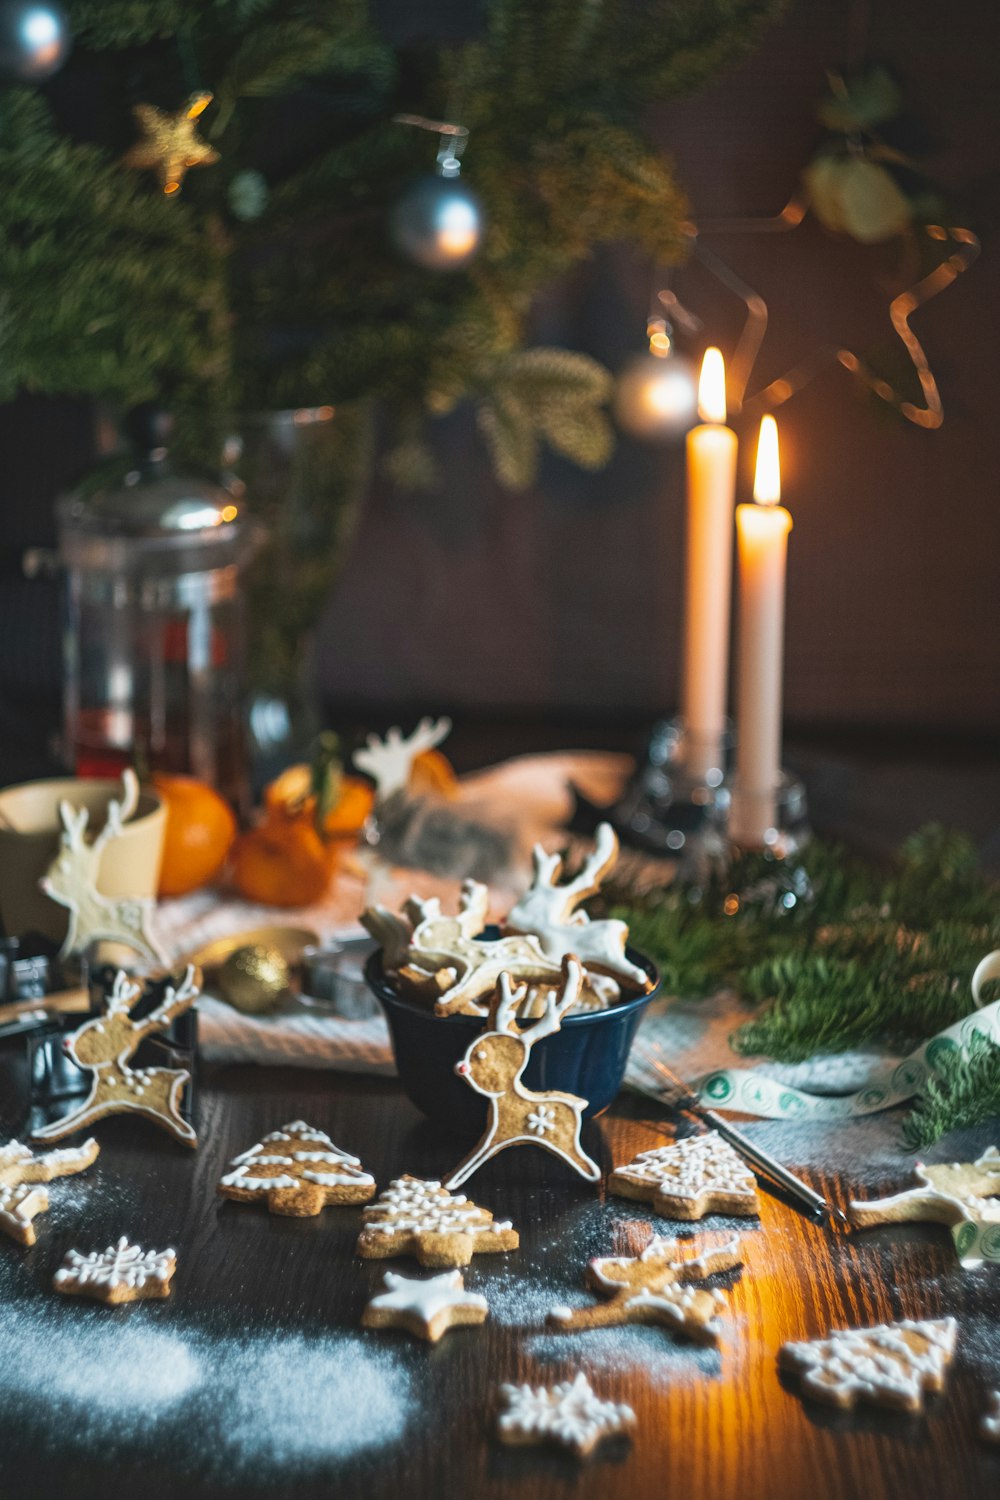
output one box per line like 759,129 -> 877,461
366,944 -> 660,1137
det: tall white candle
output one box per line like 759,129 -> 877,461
730,415 -> 793,847
680,348 -> 738,780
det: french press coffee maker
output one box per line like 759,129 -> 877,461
57,409 -> 254,810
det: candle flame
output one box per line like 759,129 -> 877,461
697,347 -> 727,424
754,414 -> 781,505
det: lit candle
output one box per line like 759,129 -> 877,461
680,348 -> 739,780
730,415 -> 793,847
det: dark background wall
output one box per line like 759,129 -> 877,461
1,0 -> 998,764
315,0 -> 1000,733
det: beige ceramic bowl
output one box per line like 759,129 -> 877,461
0,777 -> 166,944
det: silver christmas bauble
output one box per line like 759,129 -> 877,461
614,350 -> 699,441
0,0 -> 70,82
390,175 -> 484,271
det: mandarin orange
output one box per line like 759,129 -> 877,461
152,773 -> 237,897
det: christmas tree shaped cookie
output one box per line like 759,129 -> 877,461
357,1176 -> 519,1268
609,1131 -> 759,1220
547,1232 -> 742,1346
848,1148 -> 1000,1266
0,1138 -> 100,1246
497,1373 -> 635,1457
219,1121 -> 375,1216
780,1317 -> 957,1413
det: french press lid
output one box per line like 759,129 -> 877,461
57,407 -> 249,588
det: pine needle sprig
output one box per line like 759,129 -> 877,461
902,1034 -> 1000,1149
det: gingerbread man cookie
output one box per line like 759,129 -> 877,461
547,1231 -> 742,1346
497,1373 -> 635,1457
609,1132 -> 759,1221
848,1149 -> 1000,1266
357,1176 -> 518,1268
779,1317 -> 957,1414
32,967 -> 200,1149
53,1236 -> 177,1304
0,1138 -> 99,1247
219,1121 -> 375,1216
362,1269 -> 488,1343
445,959 -> 600,1190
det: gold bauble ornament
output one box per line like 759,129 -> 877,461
218,943 -> 291,1014
123,92 -> 220,196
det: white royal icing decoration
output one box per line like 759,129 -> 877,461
781,1318 -> 957,1408
54,1237 -> 175,1292
366,1270 -> 487,1330
615,1132 -> 757,1204
0,1183 -> 48,1233
498,1372 -> 635,1454
220,1122 -> 374,1194
527,1105 -> 555,1137
364,1179 -> 512,1236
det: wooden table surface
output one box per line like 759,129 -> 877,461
2,1048 -> 999,1500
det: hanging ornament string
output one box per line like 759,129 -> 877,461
688,197 -> 980,428
389,115 -> 484,271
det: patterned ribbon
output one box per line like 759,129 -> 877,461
682,949 -> 1000,1123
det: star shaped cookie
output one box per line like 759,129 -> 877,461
356,1176 -> 519,1268
53,1236 -> 177,1305
609,1132 -> 759,1220
547,1231 -> 742,1345
362,1269 -> 488,1343
0,1138 -> 100,1247
218,1121 -> 375,1216
497,1373 -> 635,1457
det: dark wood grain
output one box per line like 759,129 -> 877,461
2,1049 -> 999,1500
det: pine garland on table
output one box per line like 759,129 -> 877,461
611,825 -> 1000,1144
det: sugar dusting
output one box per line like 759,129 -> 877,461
0,1297 -> 415,1472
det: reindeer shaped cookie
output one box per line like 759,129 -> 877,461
32,966 -> 201,1148
40,770 -> 166,965
364,882 -> 609,1018
444,957 -> 600,1188
506,823 -> 652,995
354,716 -> 452,802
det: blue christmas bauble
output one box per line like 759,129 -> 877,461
0,0 -> 70,82
390,175 -> 484,271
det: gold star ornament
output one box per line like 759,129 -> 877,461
123,92 -> 220,195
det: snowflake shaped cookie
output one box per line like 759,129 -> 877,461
849,1148 -> 1000,1266
0,1138 -> 100,1247
982,1391 -> 1000,1443
547,1231 -> 742,1346
356,1176 -> 519,1268
497,1372 -> 635,1457
609,1132 -> 759,1221
53,1236 -> 177,1305
779,1317 -> 957,1414
218,1121 -> 375,1217
362,1269 -> 488,1343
